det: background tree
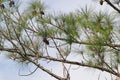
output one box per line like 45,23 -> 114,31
0,0 -> 120,80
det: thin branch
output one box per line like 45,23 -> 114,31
0,47 -> 17,52
51,37 -> 120,48
19,67 -> 38,76
24,27 -> 120,48
0,30 -> 25,58
27,57 -> 67,80
104,0 -> 120,13
51,37 -> 65,60
28,55 -> 120,78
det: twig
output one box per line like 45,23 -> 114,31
104,0 -> 120,13
19,67 -> 38,76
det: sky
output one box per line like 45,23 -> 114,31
0,0 -> 115,80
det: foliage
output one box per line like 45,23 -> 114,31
0,0 -> 120,80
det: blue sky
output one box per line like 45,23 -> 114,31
0,0 -> 113,80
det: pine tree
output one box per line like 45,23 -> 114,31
0,0 -> 120,80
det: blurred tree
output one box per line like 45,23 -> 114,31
0,0 -> 120,80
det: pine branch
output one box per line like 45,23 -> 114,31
26,54 -> 120,78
